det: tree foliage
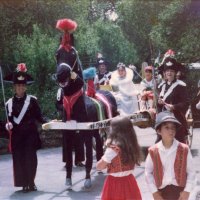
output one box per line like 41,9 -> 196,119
13,24 -> 57,92
117,0 -> 168,64
150,0 -> 200,62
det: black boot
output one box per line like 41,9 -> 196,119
29,183 -> 37,191
22,186 -> 29,193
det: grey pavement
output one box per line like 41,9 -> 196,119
0,127 -> 200,200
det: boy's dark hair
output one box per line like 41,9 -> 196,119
156,121 -> 180,132
107,116 -> 142,165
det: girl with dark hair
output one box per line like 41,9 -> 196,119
96,116 -> 142,200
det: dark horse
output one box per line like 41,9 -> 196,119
55,46 -> 118,189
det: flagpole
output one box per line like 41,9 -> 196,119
0,66 -> 9,121
152,50 -> 161,114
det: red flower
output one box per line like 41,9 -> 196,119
17,63 -> 27,72
165,49 -> 175,57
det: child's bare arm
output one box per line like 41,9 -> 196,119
152,191 -> 164,200
96,147 -> 118,170
178,191 -> 190,200
96,159 -> 108,170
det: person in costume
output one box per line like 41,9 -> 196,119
83,67 -> 104,163
55,87 -> 85,168
4,63 -> 46,192
140,65 -> 154,110
109,62 -> 139,115
55,18 -> 85,169
55,18 -> 93,189
94,58 -> 112,90
157,57 -> 189,143
145,111 -> 195,200
96,116 -> 142,200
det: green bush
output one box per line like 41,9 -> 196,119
12,24 -> 59,118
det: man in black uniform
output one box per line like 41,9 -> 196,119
95,58 -> 112,90
157,57 -> 189,143
5,63 -> 46,192
56,87 -> 85,167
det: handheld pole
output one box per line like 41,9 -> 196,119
0,66 -> 12,152
0,66 -> 9,121
152,50 -> 161,114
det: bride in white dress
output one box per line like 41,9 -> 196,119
110,63 -> 139,116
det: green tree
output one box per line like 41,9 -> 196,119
150,0 -> 200,63
13,24 -> 58,117
117,0 -> 167,65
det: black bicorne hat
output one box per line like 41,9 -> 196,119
4,63 -> 34,85
159,57 -> 183,74
56,63 -> 72,83
96,58 -> 107,66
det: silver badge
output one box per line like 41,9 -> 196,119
17,75 -> 25,80
166,61 -> 173,66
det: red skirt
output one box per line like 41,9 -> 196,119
101,174 -> 142,200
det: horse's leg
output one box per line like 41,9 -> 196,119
64,130 -> 75,189
81,130 -> 93,189
93,129 -> 103,161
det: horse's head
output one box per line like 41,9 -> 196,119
56,46 -> 82,74
56,63 -> 72,87
56,46 -> 75,65
55,18 -> 81,76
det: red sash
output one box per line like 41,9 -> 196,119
63,89 -> 83,120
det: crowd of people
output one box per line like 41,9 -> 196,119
2,53 -> 199,200
1,17 -> 200,200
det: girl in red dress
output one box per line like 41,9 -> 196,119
96,116 -> 142,200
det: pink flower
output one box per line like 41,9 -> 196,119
17,63 -> 27,72
165,49 -> 175,57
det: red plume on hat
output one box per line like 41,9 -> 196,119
56,18 -> 77,33
164,49 -> 175,58
3,63 -> 34,85
160,49 -> 175,65
56,18 -> 77,52
16,63 -> 27,72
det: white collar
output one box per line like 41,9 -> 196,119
157,139 -> 179,152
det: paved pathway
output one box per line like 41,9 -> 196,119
0,127 -> 200,200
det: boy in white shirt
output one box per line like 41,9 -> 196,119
145,111 -> 195,200
140,66 -> 154,110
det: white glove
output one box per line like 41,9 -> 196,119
5,122 -> 13,131
70,71 -> 77,80
196,101 -> 200,110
